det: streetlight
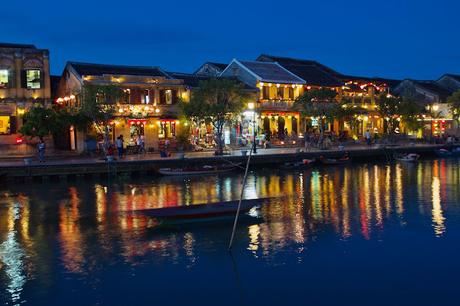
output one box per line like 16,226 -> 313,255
248,102 -> 257,153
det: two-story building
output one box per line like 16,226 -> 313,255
57,62 -> 191,152
0,42 -> 52,153
256,55 -> 345,135
394,79 -> 455,136
220,59 -> 306,144
257,54 -> 402,137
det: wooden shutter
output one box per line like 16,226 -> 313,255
172,90 -> 178,104
39,70 -> 44,89
10,116 -> 17,133
159,90 -> 166,105
21,70 -> 27,88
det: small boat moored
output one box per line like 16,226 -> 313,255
280,158 -> 316,170
394,153 -> 420,162
434,148 -> 460,158
133,198 -> 266,223
319,155 -> 351,165
158,164 -> 239,176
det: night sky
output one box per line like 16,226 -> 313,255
3,0 -> 459,80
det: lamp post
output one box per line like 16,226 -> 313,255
248,102 -> 257,153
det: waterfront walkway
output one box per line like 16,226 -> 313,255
0,143 -> 444,167
0,142 -> 456,181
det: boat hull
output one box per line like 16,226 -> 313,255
319,158 -> 350,165
394,153 -> 420,162
134,198 -> 266,219
158,166 -> 236,176
435,149 -> 460,158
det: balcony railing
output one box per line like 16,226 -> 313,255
258,99 -> 295,111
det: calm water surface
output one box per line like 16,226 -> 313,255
1,159 -> 460,306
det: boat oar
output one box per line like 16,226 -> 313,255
228,147 -> 253,250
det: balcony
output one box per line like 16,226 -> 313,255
258,99 -> 295,111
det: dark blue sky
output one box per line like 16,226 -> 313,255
3,0 -> 459,80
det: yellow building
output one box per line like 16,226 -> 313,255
57,62 -> 193,152
257,55 -> 399,138
221,59 -> 307,145
0,43 -> 52,152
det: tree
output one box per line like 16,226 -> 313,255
180,79 -> 248,155
376,94 -> 402,135
377,94 -> 423,136
447,90 -> 460,133
399,98 -> 424,134
75,84 -> 124,151
294,88 -> 340,137
20,105 -> 72,139
336,99 -> 367,138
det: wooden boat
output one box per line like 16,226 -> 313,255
319,155 -> 351,165
434,148 -> 460,158
158,164 -> 239,176
134,198 -> 265,220
280,158 -> 316,170
394,153 -> 420,162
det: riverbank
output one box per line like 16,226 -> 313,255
0,143 -> 456,181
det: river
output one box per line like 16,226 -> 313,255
1,159 -> 460,306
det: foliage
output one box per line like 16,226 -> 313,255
175,124 -> 191,150
294,88 -> 340,134
400,98 -> 424,132
337,99 -> 367,136
180,78 -> 248,154
447,90 -> 460,130
71,84 -> 124,151
20,105 -> 73,138
77,84 -> 124,131
376,94 -> 423,134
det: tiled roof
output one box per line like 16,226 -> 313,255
0,42 -> 36,49
238,60 -> 305,84
257,54 -> 340,77
167,72 -> 212,87
257,54 -> 402,89
68,62 -> 170,78
443,74 -> 460,82
413,80 -> 454,100
206,62 -> 228,71
167,72 -> 257,91
257,54 -> 341,87
340,74 -> 401,88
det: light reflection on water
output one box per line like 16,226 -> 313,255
0,159 -> 459,306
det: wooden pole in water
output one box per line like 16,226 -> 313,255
228,147 -> 253,250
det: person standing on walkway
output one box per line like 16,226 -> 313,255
365,129 -> 372,146
116,135 -> 124,159
37,137 -> 46,162
304,133 -> 311,151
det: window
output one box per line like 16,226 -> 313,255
262,86 -> 270,100
277,87 -> 284,100
0,116 -> 10,134
26,69 -> 41,89
143,90 -> 150,104
159,120 -> 176,138
287,87 -> 294,100
165,90 -> 172,105
160,89 -> 177,105
0,70 -> 9,88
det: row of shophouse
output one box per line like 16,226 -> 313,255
1,42 -> 460,154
